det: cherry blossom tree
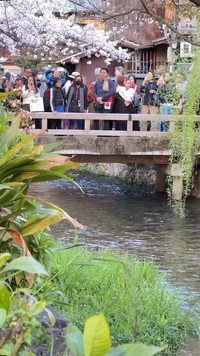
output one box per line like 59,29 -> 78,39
0,0 -> 130,62
103,0 -> 200,47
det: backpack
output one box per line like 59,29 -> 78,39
43,87 -> 51,112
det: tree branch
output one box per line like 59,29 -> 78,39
189,0 -> 200,6
140,0 -> 200,46
103,0 -> 200,47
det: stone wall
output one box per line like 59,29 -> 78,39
82,163 -> 156,185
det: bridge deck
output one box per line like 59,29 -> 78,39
31,112 -> 200,164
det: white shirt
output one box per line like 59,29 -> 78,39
21,85 -> 40,105
126,88 -> 135,102
63,80 -> 72,95
116,86 -> 135,102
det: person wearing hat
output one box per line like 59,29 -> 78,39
63,71 -> 80,96
68,71 -> 80,79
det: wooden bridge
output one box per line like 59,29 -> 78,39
31,112 -> 200,163
31,112 -> 176,163
31,112 -> 200,199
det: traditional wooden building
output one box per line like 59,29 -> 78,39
104,0 -> 170,74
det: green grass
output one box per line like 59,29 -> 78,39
39,247 -> 195,355
79,163 -> 106,176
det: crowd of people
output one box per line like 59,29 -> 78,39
0,63 -> 189,132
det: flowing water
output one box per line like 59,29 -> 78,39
30,173 -> 200,355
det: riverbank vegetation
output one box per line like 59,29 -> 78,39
167,25 -> 200,217
33,244 -> 198,355
0,107 -> 199,354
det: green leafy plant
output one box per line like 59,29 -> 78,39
0,100 -> 86,354
66,314 -> 165,356
167,24 -> 200,216
0,252 -> 53,355
13,55 -> 44,72
156,76 -> 180,108
0,116 -> 83,267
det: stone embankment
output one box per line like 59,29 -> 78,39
83,163 -> 156,185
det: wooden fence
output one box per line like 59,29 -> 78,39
30,112 -> 200,137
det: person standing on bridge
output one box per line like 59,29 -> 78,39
87,68 -> 101,129
93,67 -> 116,130
140,71 -> 158,131
65,75 -> 88,130
113,76 -> 136,131
49,77 -> 66,129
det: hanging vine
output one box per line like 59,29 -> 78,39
168,23 -> 200,217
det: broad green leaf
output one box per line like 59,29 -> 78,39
43,141 -> 62,153
30,169 -> 81,190
20,212 -> 65,236
0,256 -> 48,276
66,324 -> 84,356
0,341 -> 14,355
1,229 -> 31,257
44,307 -> 55,327
29,301 -> 46,317
0,308 -> 6,328
12,172 -> 40,181
106,343 -> 165,356
20,204 -> 83,236
84,314 -> 111,356
51,161 -> 80,173
0,156 -> 35,178
29,199 -> 83,229
0,182 -> 25,187
0,116 -> 21,151
0,189 -> 23,208
0,91 -> 16,101
0,185 -> 12,190
0,253 -> 10,269
0,284 -> 10,311
32,144 -> 43,156
12,184 -> 30,213
0,131 -> 36,168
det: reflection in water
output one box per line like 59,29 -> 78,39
29,174 -> 200,354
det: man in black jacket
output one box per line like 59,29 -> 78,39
140,71 -> 158,131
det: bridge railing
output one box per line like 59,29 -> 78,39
30,112 -> 200,137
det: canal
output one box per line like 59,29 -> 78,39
30,173 -> 200,355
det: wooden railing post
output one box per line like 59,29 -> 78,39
169,121 -> 175,132
84,114 -> 90,132
127,114 -> 132,133
42,118 -> 47,130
